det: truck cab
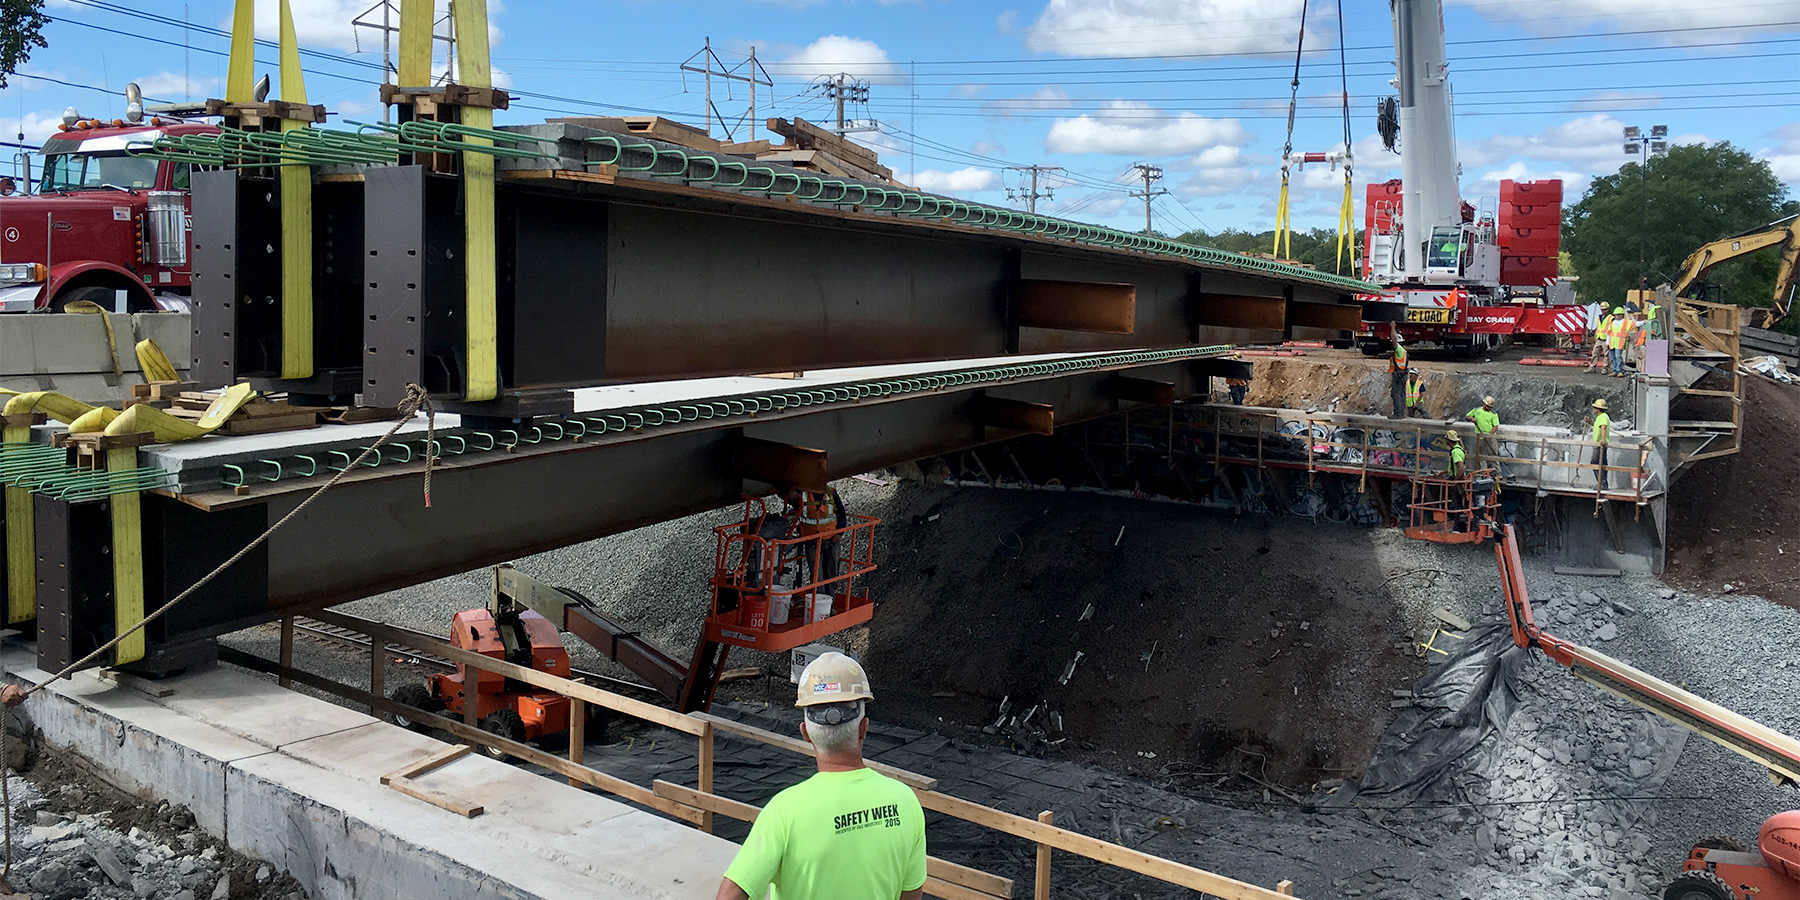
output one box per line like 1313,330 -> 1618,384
0,112 -> 217,313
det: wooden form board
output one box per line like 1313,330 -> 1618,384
380,745 -> 484,818
689,712 -> 937,790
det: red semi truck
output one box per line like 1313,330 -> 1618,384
0,102 -> 218,313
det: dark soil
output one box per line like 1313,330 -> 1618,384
1665,376 -> 1800,609
832,483 -> 1424,786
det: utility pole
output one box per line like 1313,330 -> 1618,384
1129,163 -> 1168,234
353,0 -> 455,121
679,40 -> 771,140
1005,165 -> 1063,215
1623,124 -> 1668,293
812,74 -> 876,136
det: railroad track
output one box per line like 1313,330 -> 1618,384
287,611 -> 663,699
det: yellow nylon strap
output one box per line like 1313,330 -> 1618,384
278,0 -> 314,380
455,0 -> 498,402
1272,171 -> 1292,260
3,424 -> 32,625
398,0 -> 432,85
107,447 -> 146,665
1336,170 -> 1356,275
225,0 -> 256,102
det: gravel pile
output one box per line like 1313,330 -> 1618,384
0,756 -> 305,900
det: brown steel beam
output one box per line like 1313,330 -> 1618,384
1108,375 -> 1176,405
1193,294 -> 1286,331
1016,280 -> 1136,334
735,437 -> 828,493
1287,302 -> 1362,331
976,395 -> 1056,435
563,605 -> 690,701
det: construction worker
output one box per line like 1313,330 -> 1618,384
795,487 -> 848,588
1588,398 -> 1612,491
1388,334 -> 1409,419
1227,375 -> 1250,406
1604,307 -> 1630,376
1405,368 -> 1425,418
1645,298 -> 1663,340
1464,395 -> 1500,464
1445,430 -> 1465,479
0,684 -> 25,706
1632,309 -> 1650,369
717,652 -> 926,900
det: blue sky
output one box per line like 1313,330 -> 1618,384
6,0 -> 1798,236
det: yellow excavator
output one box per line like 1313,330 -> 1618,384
1669,215 -> 1800,329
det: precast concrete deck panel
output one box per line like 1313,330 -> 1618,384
3,644 -> 734,899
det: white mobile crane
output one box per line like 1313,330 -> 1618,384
1359,0 -> 1586,355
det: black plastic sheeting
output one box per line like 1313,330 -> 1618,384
1353,620 -> 1528,805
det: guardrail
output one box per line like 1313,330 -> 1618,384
231,610 -> 1305,900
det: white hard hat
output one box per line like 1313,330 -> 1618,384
796,651 -> 874,709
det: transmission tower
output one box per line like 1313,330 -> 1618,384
680,38 -> 773,140
810,74 -> 877,136
1004,165 -> 1063,215
1128,163 -> 1169,234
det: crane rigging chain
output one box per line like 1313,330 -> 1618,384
1271,0 -> 1358,277
0,383 -> 439,889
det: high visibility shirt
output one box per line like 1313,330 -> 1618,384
1467,408 -> 1500,434
723,767 -> 928,900
1591,412 -> 1611,443
1605,317 -> 1629,350
1634,319 -> 1648,345
797,491 -> 839,536
1448,444 -> 1466,476
1389,344 -> 1409,372
1405,376 -> 1423,406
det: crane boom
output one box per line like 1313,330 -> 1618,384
1669,217 -> 1800,329
1392,0 -> 1462,281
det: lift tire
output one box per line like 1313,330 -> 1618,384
1692,834 -> 1749,853
479,709 -> 527,760
387,684 -> 441,732
1664,870 -> 1734,900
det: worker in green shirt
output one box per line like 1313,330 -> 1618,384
1588,398 -> 1612,491
1388,335 -> 1410,419
718,652 -> 927,900
1445,430 -> 1465,479
1464,395 -> 1500,466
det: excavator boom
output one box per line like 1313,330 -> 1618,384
1670,217 -> 1800,328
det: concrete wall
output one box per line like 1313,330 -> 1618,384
2,648 -> 734,899
0,311 -> 191,403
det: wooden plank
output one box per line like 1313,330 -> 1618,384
386,776 -> 484,818
925,876 -> 1001,900
310,610 -> 708,736
735,436 -> 829,493
651,781 -> 1013,898
1035,811 -> 1053,900
976,395 -> 1055,435
914,789 -> 1302,900
1017,280 -> 1136,334
765,117 -> 886,173
381,744 -> 474,784
689,712 -> 938,790
219,646 -> 708,826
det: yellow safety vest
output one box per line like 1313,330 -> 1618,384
1605,317 -> 1628,350
1405,376 -> 1423,406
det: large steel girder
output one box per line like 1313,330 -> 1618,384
190,165 -> 1359,406
31,356 -> 1211,671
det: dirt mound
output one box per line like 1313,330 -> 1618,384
1665,376 -> 1800,608
1246,352 -> 1632,429
855,482 -> 1429,785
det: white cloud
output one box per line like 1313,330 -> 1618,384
246,1 -> 503,57
130,72 -> 217,102
996,9 -> 1020,32
1027,0 -> 1313,58
1046,101 -> 1251,156
972,140 -> 1007,157
983,86 -> 1074,117
1565,90 -> 1663,113
1449,0 -> 1800,41
914,167 -> 1001,194
771,36 -> 904,85
1176,166 -> 1257,198
0,111 -> 67,148
1761,122 -> 1800,184
1458,113 -> 1710,176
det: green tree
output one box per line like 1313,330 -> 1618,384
1174,227 -> 1366,276
1564,142 -> 1798,330
0,0 -> 48,89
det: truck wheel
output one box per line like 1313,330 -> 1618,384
48,285 -> 120,313
1664,870 -> 1733,900
479,709 -> 527,760
1693,834 -> 1748,853
388,684 -> 441,731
